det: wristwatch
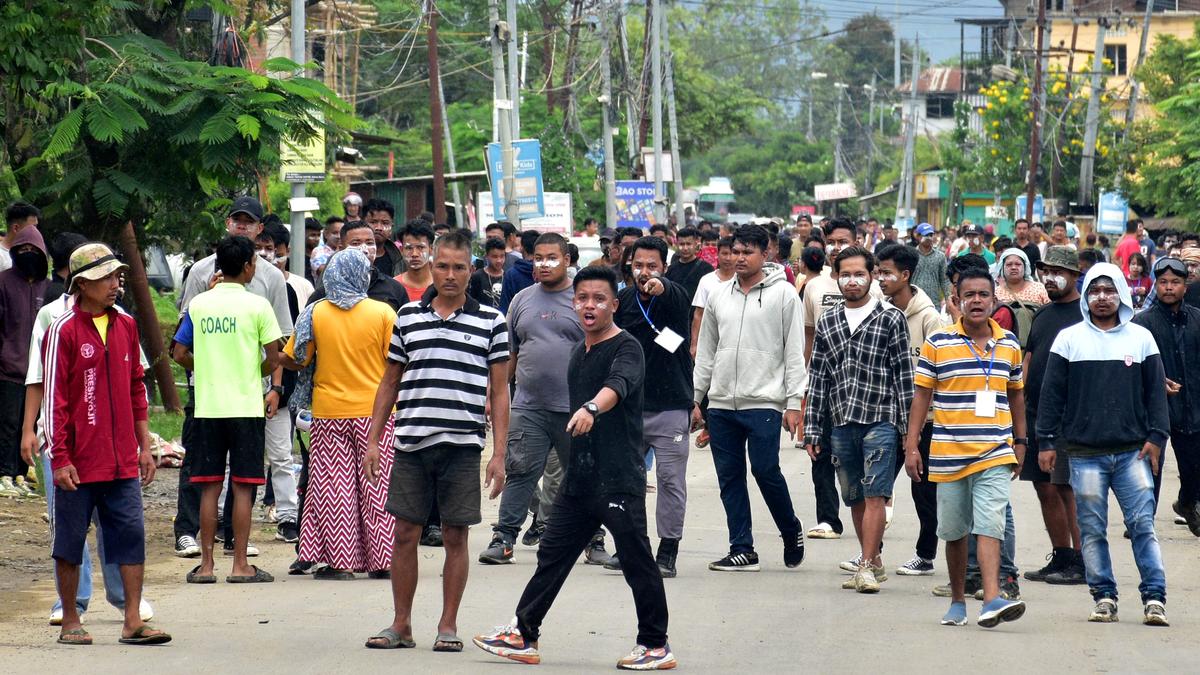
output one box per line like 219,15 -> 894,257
584,402 -> 600,416
270,385 -> 285,396
1013,437 -> 1028,446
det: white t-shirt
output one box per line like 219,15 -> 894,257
0,243 -> 9,273
692,270 -> 734,309
803,269 -> 884,327
285,272 -> 315,310
843,297 -> 879,333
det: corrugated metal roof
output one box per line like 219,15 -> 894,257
898,67 -> 964,94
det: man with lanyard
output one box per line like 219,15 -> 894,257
609,236 -> 693,578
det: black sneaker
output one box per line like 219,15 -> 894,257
420,524 -> 444,547
1173,500 -> 1200,537
521,516 -> 545,547
584,540 -> 614,566
1045,564 -> 1086,585
783,527 -> 805,568
479,535 -> 515,565
1000,575 -> 1021,600
603,554 -> 623,571
708,551 -> 761,572
1023,551 -> 1059,582
275,520 -> 299,543
288,558 -> 316,575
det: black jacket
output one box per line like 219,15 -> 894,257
615,280 -> 694,413
1133,301 -> 1200,434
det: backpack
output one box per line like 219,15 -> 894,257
993,298 -> 1042,348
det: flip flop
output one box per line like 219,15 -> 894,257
432,632 -> 463,652
186,564 -> 217,584
119,624 -> 172,645
365,628 -> 415,649
57,627 -> 92,645
226,565 -> 274,584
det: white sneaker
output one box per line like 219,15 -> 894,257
839,554 -> 864,573
0,476 -> 20,498
806,522 -> 841,539
14,475 -> 38,498
49,607 -> 64,626
139,598 -> 154,622
174,535 -> 200,558
223,543 -> 260,557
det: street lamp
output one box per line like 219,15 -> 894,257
833,82 -> 850,183
807,72 -> 829,141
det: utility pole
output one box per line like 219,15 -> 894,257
833,83 -> 846,183
867,74 -> 877,133
437,69 -> 464,228
617,2 -> 638,165
1115,1 -> 1155,190
1024,0 -> 1046,221
427,0 -> 447,223
507,0 -> 520,137
599,0 -> 617,230
288,0 -> 306,277
489,0 -> 519,224
897,39 -> 919,222
807,71 -> 827,142
893,0 -> 901,89
1078,17 -> 1108,208
650,0 -> 665,224
663,8 -> 685,228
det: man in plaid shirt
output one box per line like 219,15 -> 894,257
804,246 -> 914,593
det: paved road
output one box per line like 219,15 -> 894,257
2,435 -> 1196,672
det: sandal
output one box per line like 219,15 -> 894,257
226,565 -> 274,583
432,631 -> 463,652
695,429 -> 710,448
186,564 -> 217,584
57,627 -> 92,645
314,567 -> 355,581
119,624 -> 172,645
365,627 -> 415,649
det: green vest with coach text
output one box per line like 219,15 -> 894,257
189,283 -> 282,418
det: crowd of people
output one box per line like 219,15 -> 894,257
3,193 -> 1197,664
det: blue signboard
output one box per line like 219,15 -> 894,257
1096,191 -> 1129,236
486,139 -> 545,220
615,181 -> 657,228
1014,194 -> 1044,223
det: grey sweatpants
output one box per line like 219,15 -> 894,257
644,409 -> 690,540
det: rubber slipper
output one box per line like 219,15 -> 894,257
226,565 -> 274,583
365,627 -> 415,649
432,631 -> 463,652
57,627 -> 92,645
186,564 -> 217,584
119,624 -> 172,645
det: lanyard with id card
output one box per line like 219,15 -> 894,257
963,337 -> 997,418
637,293 -> 683,354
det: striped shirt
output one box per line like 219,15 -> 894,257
388,291 -> 509,453
914,318 -> 1023,482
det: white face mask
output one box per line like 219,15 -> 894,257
533,259 -> 562,268
257,249 -> 276,264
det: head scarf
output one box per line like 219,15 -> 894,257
288,249 -> 370,413
993,247 -> 1034,282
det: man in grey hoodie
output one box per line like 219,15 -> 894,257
693,224 -> 807,572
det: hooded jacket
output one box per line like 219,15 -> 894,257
499,257 -> 535,314
1036,263 -> 1170,454
893,285 -> 945,366
693,262 -> 807,412
0,226 -> 49,382
1132,291 -> 1200,434
43,305 -> 149,484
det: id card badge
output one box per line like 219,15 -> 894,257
654,327 -> 684,353
974,390 -> 997,418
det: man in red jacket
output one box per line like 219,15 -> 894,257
43,243 -> 170,646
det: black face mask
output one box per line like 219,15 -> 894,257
13,251 -> 46,280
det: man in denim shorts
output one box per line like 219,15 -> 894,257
905,266 -> 1028,628
804,245 -> 914,593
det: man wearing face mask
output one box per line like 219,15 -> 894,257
0,201 -> 40,273
805,245 -> 914,592
1037,263 -> 1170,626
610,236 -> 693,578
394,220 -> 436,302
1019,247 -> 1086,585
0,220 -> 49,497
308,221 -> 407,312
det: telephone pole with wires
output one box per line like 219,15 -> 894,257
1115,0 -> 1155,190
426,0 -> 447,223
490,0 -> 519,224
289,0 -> 307,278
1024,0 -> 1046,222
1078,16 -> 1108,208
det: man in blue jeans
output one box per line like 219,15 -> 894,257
804,245 -> 914,593
692,224 -> 807,572
1037,262 -> 1171,626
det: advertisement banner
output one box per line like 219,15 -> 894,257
615,181 -> 657,229
485,139 -> 546,220
478,191 -> 572,236
1096,191 -> 1129,236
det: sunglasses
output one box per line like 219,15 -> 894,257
1153,257 -> 1188,278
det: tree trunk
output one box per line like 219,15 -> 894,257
539,0 -> 559,112
117,221 -> 182,412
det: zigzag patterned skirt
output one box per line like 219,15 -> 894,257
299,416 -> 396,572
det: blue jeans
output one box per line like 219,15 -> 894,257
830,422 -> 898,506
708,408 -> 799,554
1070,450 -> 1166,603
44,452 -> 125,614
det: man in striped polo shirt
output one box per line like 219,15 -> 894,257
364,230 -> 510,651
904,266 -> 1028,629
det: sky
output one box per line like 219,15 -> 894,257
815,0 -> 1005,62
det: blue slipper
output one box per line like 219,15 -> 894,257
941,600 -> 967,626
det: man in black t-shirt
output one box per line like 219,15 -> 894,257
469,237 -> 507,309
664,226 -> 713,302
1020,245 -> 1085,584
474,266 -> 675,671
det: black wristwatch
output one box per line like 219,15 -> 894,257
270,385 -> 285,396
1013,437 -> 1028,446
584,402 -> 599,416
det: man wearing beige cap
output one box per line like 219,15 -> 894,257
43,243 -> 170,645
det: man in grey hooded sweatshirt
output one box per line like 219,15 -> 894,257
693,224 -> 807,572
1037,262 -> 1171,627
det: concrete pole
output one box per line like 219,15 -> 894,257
490,0 -> 519,223
599,0 -> 618,230
507,0 -> 521,137
834,89 -> 843,183
437,68 -> 464,228
289,0 -> 306,277
1115,1 -> 1155,190
650,0 -> 665,224
1078,19 -> 1107,207
663,7 -> 685,228
427,0 -> 447,223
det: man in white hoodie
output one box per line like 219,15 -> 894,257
693,224 -> 807,572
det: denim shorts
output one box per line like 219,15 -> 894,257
831,422 -> 899,506
935,465 -> 1012,541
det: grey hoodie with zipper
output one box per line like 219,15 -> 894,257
693,262 -> 807,412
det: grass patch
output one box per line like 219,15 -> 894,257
149,408 -> 184,442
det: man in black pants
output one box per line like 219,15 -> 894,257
474,266 -> 676,671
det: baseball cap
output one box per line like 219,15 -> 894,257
68,243 -> 129,292
1036,245 -> 1080,272
961,223 -> 984,236
915,222 -> 935,236
229,196 -> 263,223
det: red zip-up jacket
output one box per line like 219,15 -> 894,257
43,305 -> 148,484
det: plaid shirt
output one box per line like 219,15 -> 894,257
803,300 -> 915,445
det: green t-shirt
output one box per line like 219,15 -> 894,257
957,247 -> 996,264
179,283 -> 282,419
